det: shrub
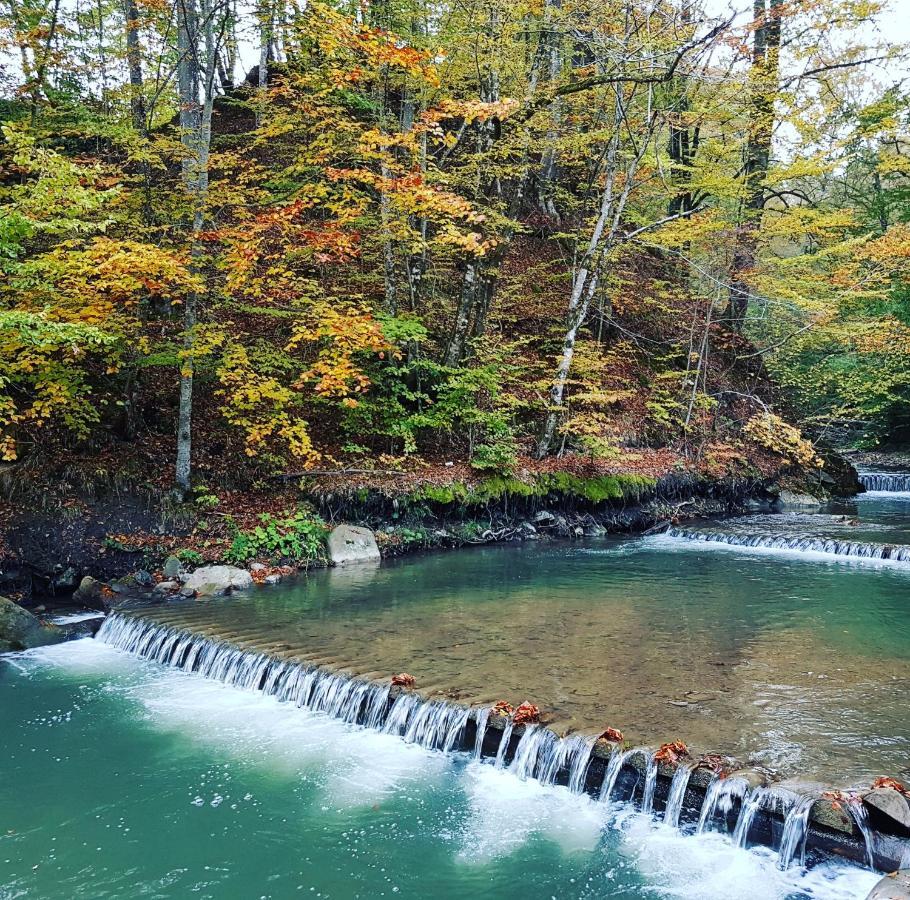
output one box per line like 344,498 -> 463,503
225,509 -> 327,564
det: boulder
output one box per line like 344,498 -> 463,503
864,788 -> 910,831
134,570 -> 154,586
327,525 -> 381,566
532,510 -> 556,527
180,565 -> 254,598
865,871 -> 910,900
249,562 -> 267,573
263,574 -> 282,585
776,490 -> 824,509
163,555 -> 183,579
152,580 -> 180,593
0,595 -> 64,651
73,575 -> 103,606
519,522 -> 538,538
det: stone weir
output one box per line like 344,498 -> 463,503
96,611 -> 910,874
666,526 -> 910,564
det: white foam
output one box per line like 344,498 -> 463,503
49,611 -> 105,624
647,533 -> 910,571
617,813 -> 878,900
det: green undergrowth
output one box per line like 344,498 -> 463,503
406,473 -> 656,508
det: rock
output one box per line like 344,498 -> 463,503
865,871 -> 910,900
263,574 -> 282,584
864,788 -> 910,831
584,524 -> 608,536
179,565 -> 255,598
0,595 -> 64,651
53,566 -> 79,592
532,510 -> 556,526
153,580 -> 180,593
572,525 -> 584,538
73,576 -> 102,605
134,570 -> 154,586
249,562 -> 267,573
553,515 -> 571,537
519,522 -> 538,537
776,490 -> 824,509
163,555 -> 183,579
327,525 -> 380,566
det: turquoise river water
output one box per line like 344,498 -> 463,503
1,494 -> 908,898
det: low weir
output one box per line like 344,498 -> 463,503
859,472 -> 910,493
96,611 -> 910,875
666,526 -> 910,564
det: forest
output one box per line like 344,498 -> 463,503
0,0 -> 908,504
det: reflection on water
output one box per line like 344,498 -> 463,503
122,498 -> 910,785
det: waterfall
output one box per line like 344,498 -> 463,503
493,720 -> 514,769
641,752 -> 659,815
403,700 -> 469,752
696,776 -> 748,834
667,527 -> 910,565
859,472 -> 910,493
509,725 -> 546,780
848,801 -> 876,869
663,764 -> 694,829
566,735 -> 597,794
732,787 -> 771,848
473,707 -> 491,759
441,707 -> 471,753
599,748 -> 633,804
778,795 -> 816,870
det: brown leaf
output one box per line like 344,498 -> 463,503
391,672 -> 415,688
512,702 -> 540,726
598,726 -> 624,743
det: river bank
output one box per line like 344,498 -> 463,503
0,447 -> 862,608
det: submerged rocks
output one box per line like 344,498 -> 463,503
327,525 -> 380,566
0,595 -> 64,651
180,565 -> 254,598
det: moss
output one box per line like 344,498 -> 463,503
406,472 -> 655,508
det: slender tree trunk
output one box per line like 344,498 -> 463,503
124,0 -> 153,223
727,0 -> 781,329
175,0 -> 219,495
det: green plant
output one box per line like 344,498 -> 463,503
224,509 -> 327,564
175,548 -> 204,565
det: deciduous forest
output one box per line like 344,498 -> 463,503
1,0 -> 908,558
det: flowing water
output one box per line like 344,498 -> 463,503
78,497 -> 910,784
0,641 -> 879,899
3,494 -> 910,896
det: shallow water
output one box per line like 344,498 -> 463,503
0,641 -> 880,899
113,502 -> 910,784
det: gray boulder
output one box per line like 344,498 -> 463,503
327,525 -> 380,566
73,575 -> 103,606
864,788 -> 910,831
163,555 -> 183,579
180,565 -> 254,598
532,510 -> 556,527
153,580 -> 180,593
0,595 -> 64,651
776,490 -> 824,509
865,871 -> 910,900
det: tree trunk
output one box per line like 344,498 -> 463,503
124,0 -> 153,223
727,0 -> 782,329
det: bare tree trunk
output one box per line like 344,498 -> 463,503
727,0 -> 781,329
124,0 -> 154,223
175,0 -> 220,495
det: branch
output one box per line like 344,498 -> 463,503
620,204 -> 705,242
780,56 -> 888,89
270,469 -> 409,479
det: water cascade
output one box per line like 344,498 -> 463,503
732,787 -> 773,848
697,776 -> 749,834
663,764 -> 695,829
473,707 -> 491,758
493,720 -> 515,769
641,752 -> 659,815
599,748 -> 634,804
778,795 -> 817,870
859,472 -> 910,493
848,801 -> 876,869
94,613 -> 899,875
667,527 -> 910,564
